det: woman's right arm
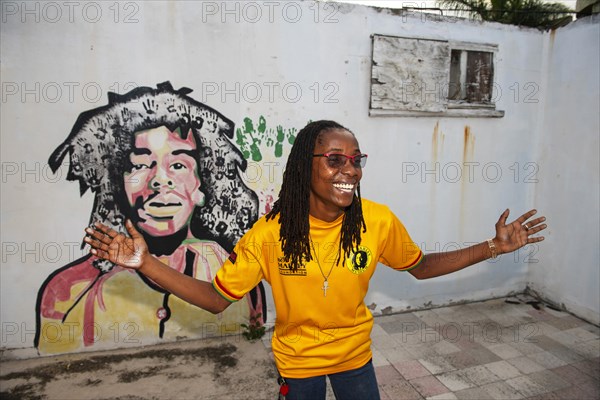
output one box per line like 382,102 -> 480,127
84,220 -> 231,314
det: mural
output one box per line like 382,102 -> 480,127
34,82 -> 289,354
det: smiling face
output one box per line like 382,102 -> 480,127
309,128 -> 363,222
123,126 -> 204,236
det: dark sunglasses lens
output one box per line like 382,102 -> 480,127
326,155 -> 345,168
355,155 -> 367,168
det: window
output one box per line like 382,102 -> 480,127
370,34 -> 504,117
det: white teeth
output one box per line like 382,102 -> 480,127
333,183 -> 354,190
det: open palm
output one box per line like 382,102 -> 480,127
494,209 -> 546,255
84,220 -> 149,269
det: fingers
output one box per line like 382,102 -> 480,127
125,219 -> 142,239
85,222 -> 119,244
516,209 -> 537,224
83,234 -> 110,252
497,208 -> 510,226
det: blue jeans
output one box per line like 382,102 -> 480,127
280,360 -> 380,400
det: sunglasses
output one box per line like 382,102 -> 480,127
313,153 -> 368,169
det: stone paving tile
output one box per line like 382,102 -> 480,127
530,321 -> 562,336
461,364 -> 501,386
375,364 -> 404,384
526,308 -> 559,322
582,324 -> 600,336
509,341 -> 546,356
431,340 -> 461,356
526,384 -> 595,400
413,309 -> 445,329
371,323 -> 390,338
392,359 -> 432,380
527,350 -> 568,369
480,381 -> 525,399
453,386 -> 491,399
372,348 -> 392,367
402,342 -> 440,360
466,345 -> 503,365
484,360 -> 523,380
487,312 -> 530,327
528,334 -> 569,352
570,357 -> 600,380
392,329 -> 437,348
443,349 -> 480,369
452,335 -> 484,351
551,364 -> 598,387
576,380 -> 600,399
550,345 -> 586,363
372,331 -> 402,350
409,375 -> 450,398
379,378 -> 425,400
436,370 -> 475,391
384,346 -> 414,363
425,392 -> 458,400
507,356 -> 547,374
379,321 -> 421,337
418,355 -> 457,375
571,338 -> 600,359
379,313 -> 424,335
527,369 -> 572,393
505,375 -> 549,397
485,343 -> 524,359
545,315 -> 588,331
564,326 -> 600,341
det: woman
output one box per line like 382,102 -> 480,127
85,120 -> 547,399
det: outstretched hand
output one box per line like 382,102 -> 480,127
494,209 -> 547,255
84,220 -> 149,269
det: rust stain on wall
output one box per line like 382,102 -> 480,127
432,121 -> 444,162
460,126 -> 476,239
463,125 -> 475,163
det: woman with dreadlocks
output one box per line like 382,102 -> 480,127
86,120 -> 547,399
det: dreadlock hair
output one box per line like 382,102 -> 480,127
266,120 -> 367,271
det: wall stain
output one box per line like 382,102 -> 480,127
431,121 -> 445,162
461,126 -> 476,239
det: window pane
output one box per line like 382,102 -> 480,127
466,51 -> 494,103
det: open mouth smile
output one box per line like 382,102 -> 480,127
333,183 -> 355,192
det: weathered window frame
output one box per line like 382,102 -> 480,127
370,34 -> 504,118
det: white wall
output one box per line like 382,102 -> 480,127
1,1 -> 598,353
529,15 -> 600,324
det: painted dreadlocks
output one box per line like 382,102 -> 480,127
266,120 -> 366,271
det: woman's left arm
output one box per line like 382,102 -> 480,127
409,209 -> 547,280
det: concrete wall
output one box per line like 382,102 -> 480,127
529,15 -> 600,324
1,1 -> 598,355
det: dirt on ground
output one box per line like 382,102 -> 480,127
0,335 -> 278,400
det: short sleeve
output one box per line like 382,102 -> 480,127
212,234 -> 265,302
379,211 -> 423,271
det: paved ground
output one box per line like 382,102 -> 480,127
1,296 -> 599,399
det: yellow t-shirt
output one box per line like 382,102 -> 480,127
213,198 -> 423,378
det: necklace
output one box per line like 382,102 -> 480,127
309,236 -> 336,297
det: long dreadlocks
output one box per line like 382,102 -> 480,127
266,120 -> 367,271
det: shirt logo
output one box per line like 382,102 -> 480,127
278,257 -> 307,276
346,246 -> 372,274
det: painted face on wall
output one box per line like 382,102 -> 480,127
124,126 -> 204,236
310,128 -> 363,222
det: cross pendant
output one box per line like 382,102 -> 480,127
322,279 -> 329,297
